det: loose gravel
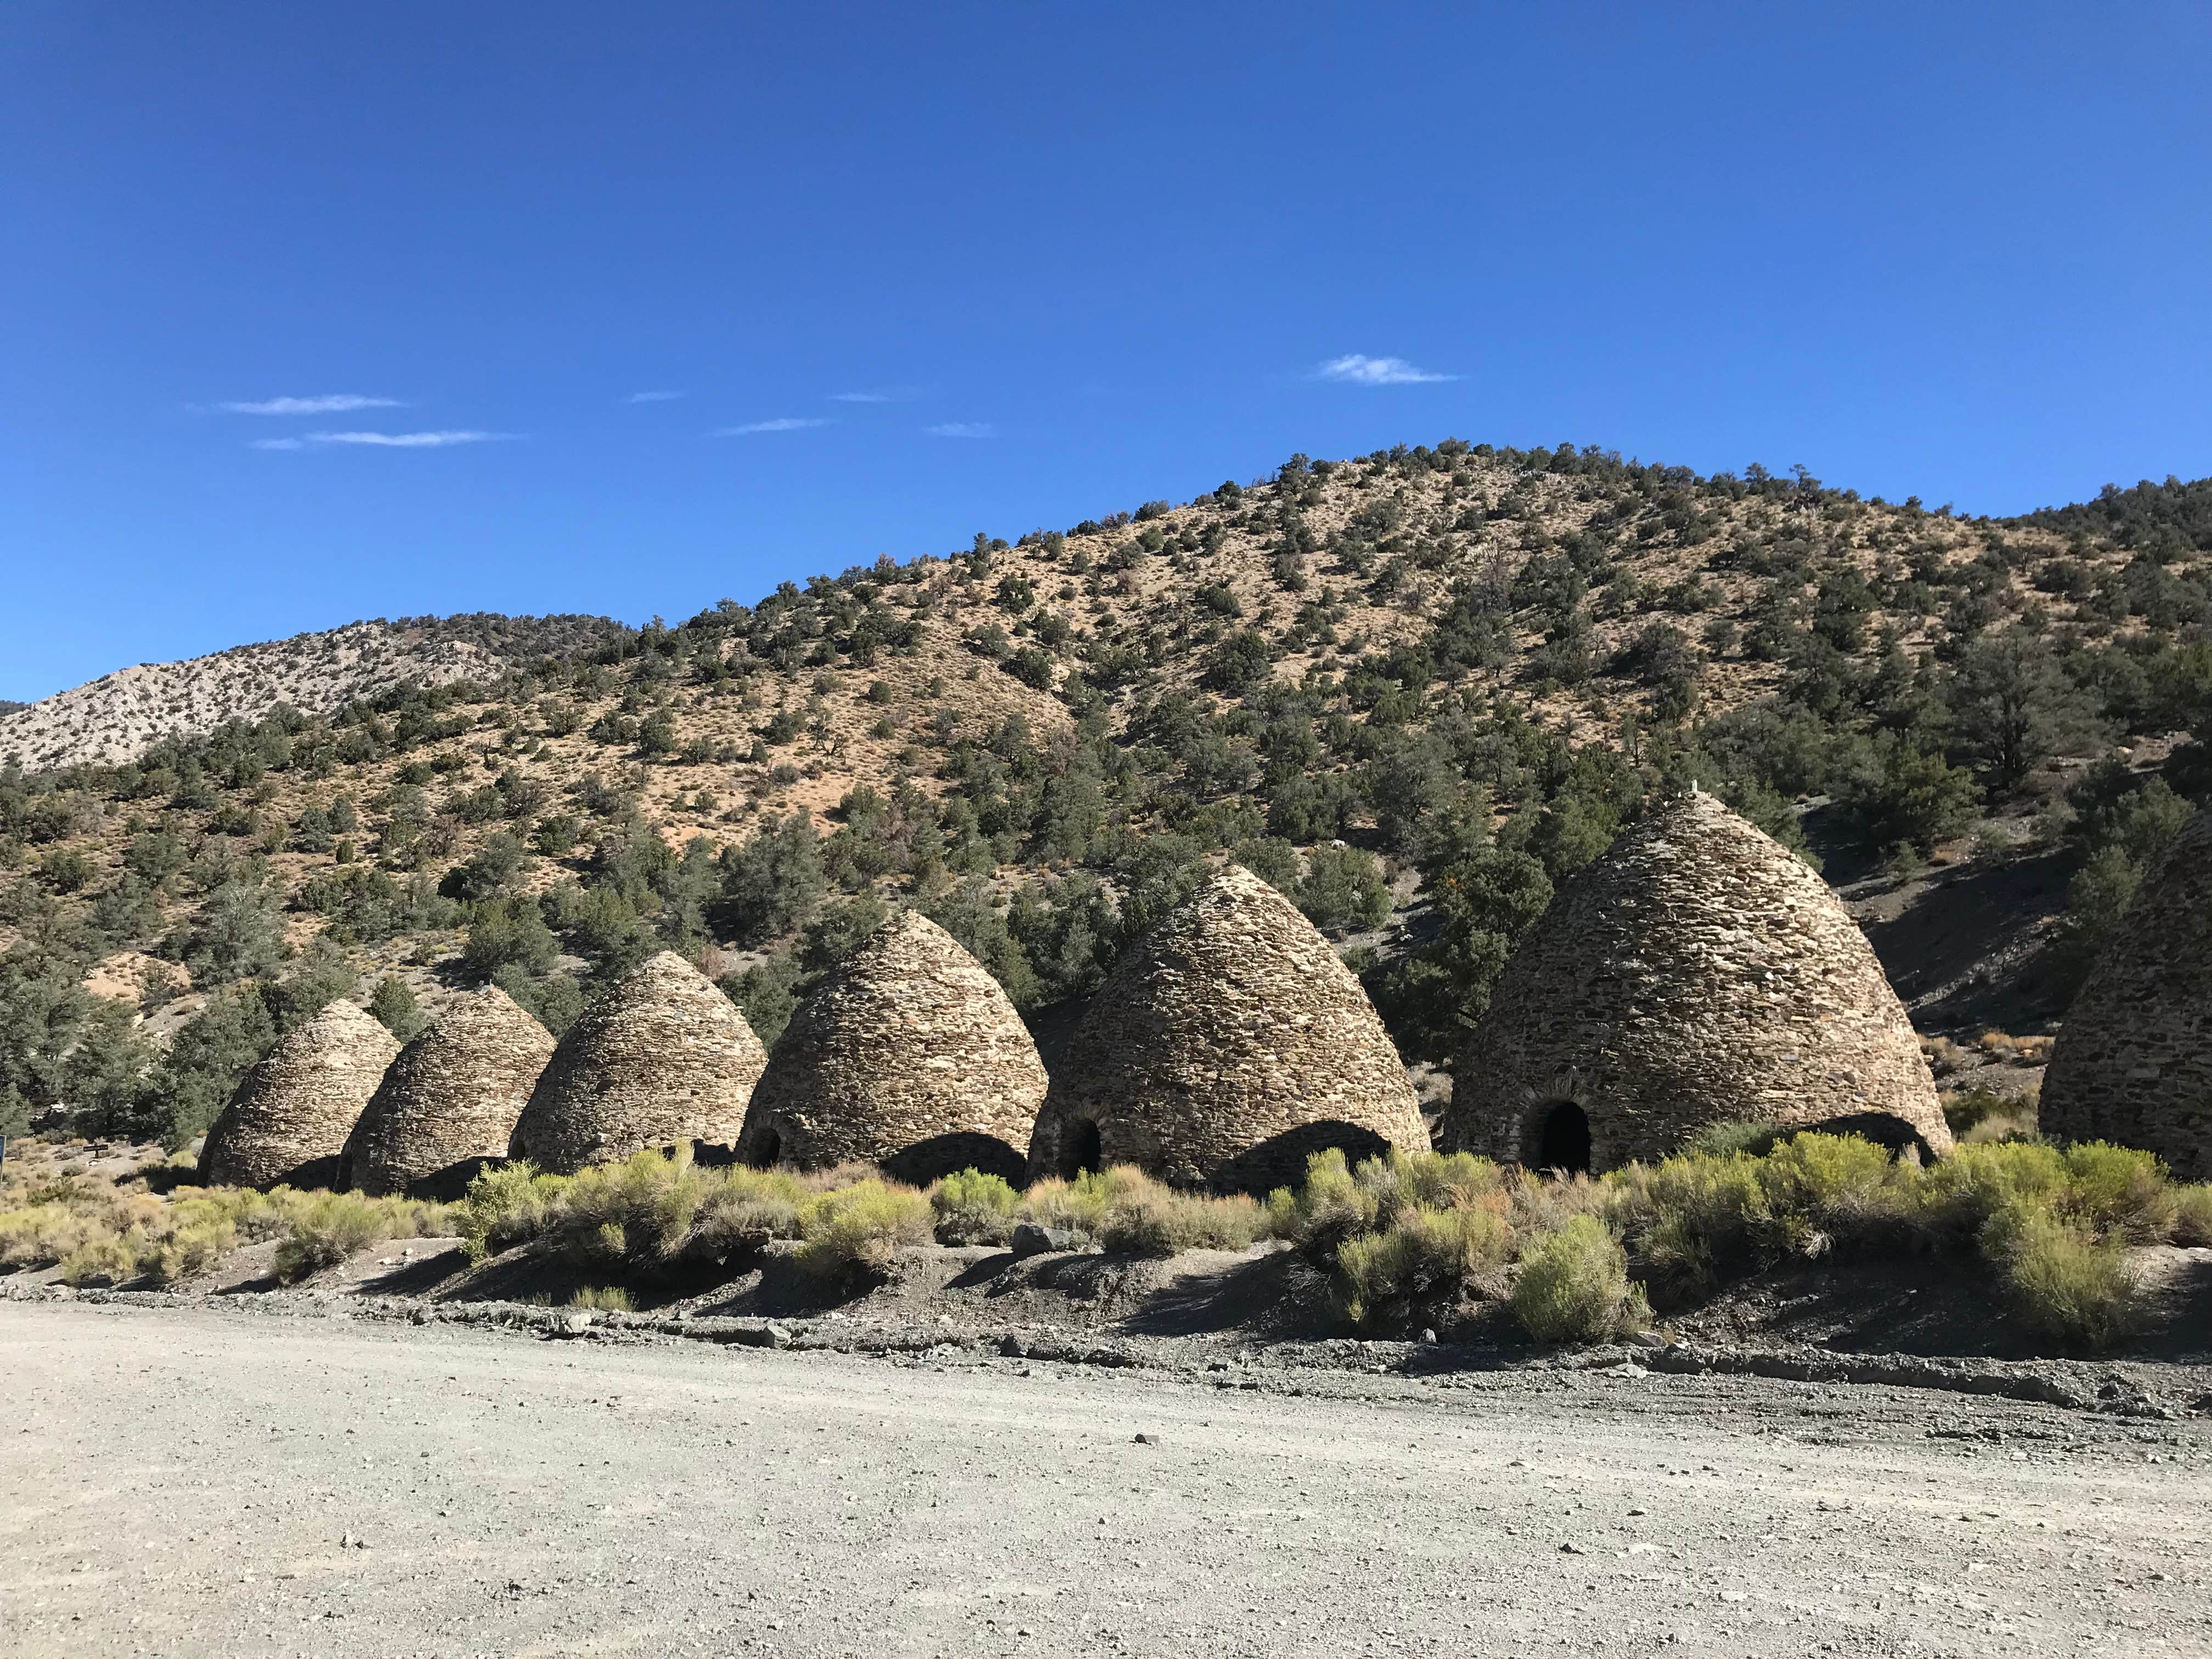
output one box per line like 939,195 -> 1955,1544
7,1300 -> 2212,1655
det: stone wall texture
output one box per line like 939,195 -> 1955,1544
199,1001 -> 402,1190
1025,866 -> 1430,1192
509,951 -> 766,1174
2040,806 -> 2211,1178
737,911 -> 1046,1184
1443,790 -> 1951,1170
340,986 -> 556,1198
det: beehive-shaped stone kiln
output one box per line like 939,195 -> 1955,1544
199,1000 -> 400,1190
340,985 -> 556,1198
737,911 -> 1046,1184
2040,808 -> 2212,1178
1025,865 -> 1429,1192
509,951 -> 766,1173
1443,788 -> 1950,1172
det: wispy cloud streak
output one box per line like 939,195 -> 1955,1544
219,394 -> 404,415
625,390 -> 684,403
251,429 -> 515,450
831,387 -> 922,403
714,417 -> 831,435
1314,354 -> 1456,385
924,421 -> 995,438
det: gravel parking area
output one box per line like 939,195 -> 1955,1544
5,1299 -> 2210,1656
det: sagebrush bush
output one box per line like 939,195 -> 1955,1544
1511,1215 -> 1649,1342
1984,1206 -> 2140,1348
2171,1184 -> 2212,1246
1914,1141 -> 2070,1245
1018,1166 -> 1148,1241
1265,1148 -> 1376,1249
2061,1142 -> 2175,1244
272,1191 -> 447,1284
1752,1132 -> 1914,1255
1098,1187 -> 1265,1257
931,1169 -> 1019,1245
1338,1201 -> 1512,1327
795,1180 -> 932,1276
455,1161 -> 569,1262
57,1231 -> 139,1286
1605,1152 -> 1764,1294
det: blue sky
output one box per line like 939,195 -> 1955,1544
3,3 -> 2208,703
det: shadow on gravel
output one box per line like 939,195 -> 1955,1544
1119,1251 -> 1339,1340
356,1247 -> 471,1297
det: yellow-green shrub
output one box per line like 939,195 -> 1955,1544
1098,1187 -> 1265,1256
1984,1205 -> 2140,1349
1338,1201 -> 1513,1327
272,1191 -> 447,1283
1018,1166 -> 1151,1241
2061,1142 -> 2176,1244
795,1180 -> 932,1276
930,1169 -> 1020,1245
1511,1215 -> 1649,1342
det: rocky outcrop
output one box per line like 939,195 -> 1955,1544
199,1001 -> 400,1190
1026,866 -> 1429,1192
509,952 -> 766,1174
340,986 -> 556,1198
737,911 -> 1045,1184
1444,789 -> 1950,1172
2041,808 -> 2210,1178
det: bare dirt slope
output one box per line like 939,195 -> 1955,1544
0,614 -> 623,772
7,1300 -> 2209,1657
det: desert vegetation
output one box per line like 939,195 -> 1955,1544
11,1126 -> 2206,1356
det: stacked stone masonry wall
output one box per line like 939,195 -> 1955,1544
2041,808 -> 2212,1180
1026,866 -> 1430,1191
509,951 -> 766,1175
341,986 -> 556,1197
1446,791 -> 1950,1170
738,911 -> 1046,1182
199,1001 -> 402,1190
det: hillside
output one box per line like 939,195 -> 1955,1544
0,613 -> 628,772
3,441 -> 2208,1151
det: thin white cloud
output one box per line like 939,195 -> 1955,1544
831,386 -> 921,403
924,421 -> 996,438
714,417 -> 831,436
219,393 -> 404,415
625,390 -> 684,403
1315,354 -> 1457,386
252,429 -> 515,449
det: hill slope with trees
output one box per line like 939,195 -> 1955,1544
3,441 -> 2207,1150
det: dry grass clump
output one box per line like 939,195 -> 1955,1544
1285,1132 -> 2198,1351
1097,1186 -> 1266,1257
1604,1134 -> 2181,1350
1013,1166 -> 1148,1239
568,1284 -> 633,1312
1978,1030 -> 2054,1064
0,1155 -> 445,1289
1004,1164 -> 1267,1256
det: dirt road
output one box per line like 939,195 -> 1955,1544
4,1300 -> 2209,1657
